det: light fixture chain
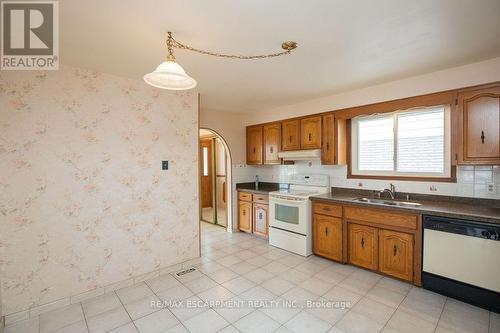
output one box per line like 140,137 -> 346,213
168,33 -> 296,60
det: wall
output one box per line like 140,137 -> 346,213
255,162 -> 500,199
0,66 -> 199,315
243,57 -> 500,198
243,56 -> 500,124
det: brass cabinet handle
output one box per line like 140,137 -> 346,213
481,130 -> 485,144
322,207 -> 331,211
361,237 -> 365,248
242,210 -> 246,216
325,227 -> 328,236
253,147 -> 256,153
326,142 -> 330,151
308,133 -> 312,141
393,245 -> 397,256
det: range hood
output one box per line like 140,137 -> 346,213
278,149 -> 321,161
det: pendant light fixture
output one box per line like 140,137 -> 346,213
144,32 -> 298,91
143,32 -> 197,90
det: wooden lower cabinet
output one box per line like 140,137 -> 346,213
238,191 -> 269,237
313,214 -> 342,261
348,223 -> 378,270
253,203 -> 269,238
379,230 -> 414,281
238,201 -> 252,233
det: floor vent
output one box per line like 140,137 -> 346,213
175,268 -> 196,276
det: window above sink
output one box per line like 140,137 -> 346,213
349,105 -> 453,182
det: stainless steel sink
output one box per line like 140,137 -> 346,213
352,197 -> 422,207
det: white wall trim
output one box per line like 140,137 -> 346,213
3,256 -> 202,326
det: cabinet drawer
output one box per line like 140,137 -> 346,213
238,191 -> 252,202
344,206 -> 417,230
313,202 -> 342,217
253,194 -> 269,204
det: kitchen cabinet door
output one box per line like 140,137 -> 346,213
253,203 -> 268,238
458,85 -> 500,164
246,126 -> 263,165
379,230 -> 414,281
313,214 -> 342,261
238,201 -> 252,233
263,123 -> 281,164
348,223 -> 378,270
321,114 -> 347,165
282,119 -> 301,151
301,116 -> 321,149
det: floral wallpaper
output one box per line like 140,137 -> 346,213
0,65 -> 199,315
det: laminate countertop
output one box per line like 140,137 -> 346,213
236,182 -> 281,195
311,190 -> 500,225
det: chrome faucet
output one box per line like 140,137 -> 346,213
379,183 -> 396,200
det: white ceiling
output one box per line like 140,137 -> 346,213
60,0 -> 500,112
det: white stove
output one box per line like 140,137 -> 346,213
268,174 -> 330,256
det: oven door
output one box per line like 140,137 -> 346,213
269,195 -> 308,235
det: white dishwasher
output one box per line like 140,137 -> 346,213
422,215 -> 500,313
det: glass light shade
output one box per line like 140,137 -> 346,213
143,60 -> 197,90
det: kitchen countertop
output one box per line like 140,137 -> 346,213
311,189 -> 500,225
236,182 -> 282,194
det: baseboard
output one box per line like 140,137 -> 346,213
4,255 -> 202,326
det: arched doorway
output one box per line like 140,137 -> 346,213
199,128 -> 232,230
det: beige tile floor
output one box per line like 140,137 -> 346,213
5,222 -> 499,333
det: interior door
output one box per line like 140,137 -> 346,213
200,139 -> 213,209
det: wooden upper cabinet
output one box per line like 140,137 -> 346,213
263,123 -> 282,164
282,119 -> 301,151
348,223 -> 378,270
458,85 -> 500,164
321,114 -> 347,165
301,116 -> 321,149
379,230 -> 414,282
238,201 -> 252,233
313,214 -> 342,262
246,126 -> 263,165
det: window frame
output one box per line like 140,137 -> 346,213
348,105 -> 456,182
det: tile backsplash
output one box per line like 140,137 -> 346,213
252,161 -> 500,199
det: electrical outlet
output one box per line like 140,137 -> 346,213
486,183 -> 497,194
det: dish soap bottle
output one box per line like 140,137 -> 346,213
255,175 -> 259,190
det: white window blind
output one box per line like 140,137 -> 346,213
397,108 -> 444,173
352,105 -> 450,178
358,116 -> 394,171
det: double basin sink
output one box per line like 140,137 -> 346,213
352,197 -> 422,207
